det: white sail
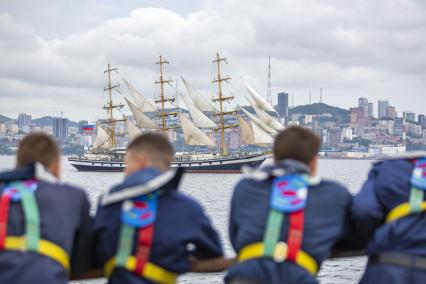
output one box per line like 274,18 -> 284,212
237,113 -> 255,145
123,79 -> 157,112
179,113 -> 216,147
179,92 -> 217,128
93,126 -> 111,149
181,76 -> 217,112
245,82 -> 277,113
253,105 -> 285,131
251,121 -> 273,145
245,95 -> 257,109
126,120 -> 142,142
125,98 -> 157,129
240,107 -> 277,135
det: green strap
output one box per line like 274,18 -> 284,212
116,224 -> 135,267
15,182 -> 40,251
263,209 -> 283,256
409,186 -> 424,213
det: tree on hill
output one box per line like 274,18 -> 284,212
289,103 -> 349,123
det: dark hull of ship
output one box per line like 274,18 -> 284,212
68,154 -> 267,173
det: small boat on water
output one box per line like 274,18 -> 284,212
69,54 -> 281,173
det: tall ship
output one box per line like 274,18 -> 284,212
69,54 -> 284,173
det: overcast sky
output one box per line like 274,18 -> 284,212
1,0 -> 425,121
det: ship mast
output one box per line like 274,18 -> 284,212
155,55 -> 177,133
103,63 -> 125,148
212,52 -> 236,156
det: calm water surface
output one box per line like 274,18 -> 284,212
0,156 -> 372,283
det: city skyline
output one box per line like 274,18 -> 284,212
0,94 -> 420,124
1,1 -> 425,121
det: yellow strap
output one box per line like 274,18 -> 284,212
104,257 -> 177,284
386,202 -> 426,223
238,242 -> 318,276
4,236 -> 70,271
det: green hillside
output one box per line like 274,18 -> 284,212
0,114 -> 12,124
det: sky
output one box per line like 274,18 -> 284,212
0,0 -> 425,122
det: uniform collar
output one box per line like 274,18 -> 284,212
243,159 -> 321,186
101,167 -> 184,206
0,162 -> 58,184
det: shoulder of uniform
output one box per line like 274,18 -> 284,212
164,191 -> 205,214
315,179 -> 350,195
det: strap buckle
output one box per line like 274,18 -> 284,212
273,241 -> 288,262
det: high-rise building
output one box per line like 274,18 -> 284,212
52,117 -> 68,142
277,92 -> 289,118
394,118 -> 404,136
404,111 -> 415,122
368,102 -> 374,118
17,113 -> 32,129
387,106 -> 397,119
418,114 -> 426,128
350,107 -> 364,124
327,127 -> 343,148
378,100 -> 389,119
358,98 -> 369,118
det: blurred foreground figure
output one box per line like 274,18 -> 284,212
226,126 -> 355,284
352,152 -> 426,284
0,133 -> 92,284
94,133 -> 229,284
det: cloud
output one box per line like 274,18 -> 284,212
0,0 -> 425,121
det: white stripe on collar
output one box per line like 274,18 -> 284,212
242,165 -> 321,185
35,162 -> 59,184
101,169 -> 177,206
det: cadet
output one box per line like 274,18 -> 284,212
0,133 -> 92,284
225,126 -> 354,284
352,152 -> 426,283
94,132 -> 227,284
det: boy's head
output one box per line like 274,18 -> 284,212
125,132 -> 174,175
16,133 -> 61,178
273,126 -> 321,175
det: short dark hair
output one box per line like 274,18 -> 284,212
127,132 -> 174,167
17,133 -> 60,168
273,126 -> 321,165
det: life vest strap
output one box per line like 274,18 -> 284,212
116,223 -> 135,267
0,194 -> 11,250
16,183 -> 40,251
287,210 -> 304,261
386,158 -> 426,223
104,256 -> 177,284
135,224 -> 154,275
386,201 -> 426,223
238,242 -> 318,275
4,236 -> 70,271
262,209 -> 283,257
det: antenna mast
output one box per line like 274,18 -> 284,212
103,63 -> 125,148
267,54 -> 272,106
155,55 -> 177,133
320,88 -> 323,103
212,52 -> 236,156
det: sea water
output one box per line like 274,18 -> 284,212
0,156 -> 371,283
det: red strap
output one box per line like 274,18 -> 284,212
286,210 -> 304,261
0,194 -> 11,250
134,224 -> 154,275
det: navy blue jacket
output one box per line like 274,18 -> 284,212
352,157 -> 426,283
226,160 -> 353,284
0,165 -> 93,284
93,168 -> 223,284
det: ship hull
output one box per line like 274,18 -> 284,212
68,153 -> 267,173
